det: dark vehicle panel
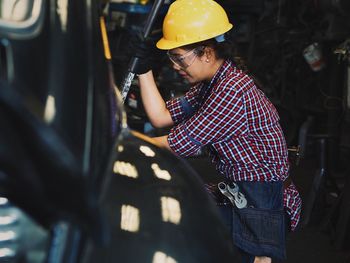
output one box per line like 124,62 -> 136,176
0,0 -> 239,262
0,0 -> 121,174
86,131 -> 236,262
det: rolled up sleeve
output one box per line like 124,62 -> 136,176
168,81 -> 247,157
168,122 -> 202,156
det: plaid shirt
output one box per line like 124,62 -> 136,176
166,60 -> 301,230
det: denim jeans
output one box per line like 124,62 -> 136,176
218,181 -> 287,262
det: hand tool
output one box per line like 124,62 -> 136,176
120,0 -> 165,103
218,182 -> 248,209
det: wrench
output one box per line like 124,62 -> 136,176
218,182 -> 248,209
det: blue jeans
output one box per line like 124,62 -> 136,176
218,181 -> 287,262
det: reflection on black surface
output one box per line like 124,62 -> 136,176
43,95 -> 56,124
160,196 -> 181,225
86,132 -> 238,262
0,197 -> 49,262
120,205 -> 140,233
152,251 -> 177,263
113,161 -> 138,179
139,145 -> 156,157
152,163 -> 172,181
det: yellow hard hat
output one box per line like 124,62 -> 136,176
156,0 -> 233,50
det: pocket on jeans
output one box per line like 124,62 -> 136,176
233,207 -> 285,247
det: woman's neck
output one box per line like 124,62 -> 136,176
205,58 -> 225,81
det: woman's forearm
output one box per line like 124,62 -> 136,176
138,71 -> 174,128
152,135 -> 172,151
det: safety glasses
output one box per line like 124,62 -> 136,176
167,46 -> 204,69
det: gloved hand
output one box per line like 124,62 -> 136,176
127,31 -> 163,75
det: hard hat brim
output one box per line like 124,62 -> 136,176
156,24 -> 233,50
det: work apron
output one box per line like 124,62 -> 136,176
216,181 -> 287,261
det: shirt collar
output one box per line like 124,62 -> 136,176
207,59 -> 235,89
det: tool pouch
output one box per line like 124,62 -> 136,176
233,206 -> 286,260
229,181 -> 287,260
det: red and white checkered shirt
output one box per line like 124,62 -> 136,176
166,60 -> 301,230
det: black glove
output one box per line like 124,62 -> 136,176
127,31 -> 163,75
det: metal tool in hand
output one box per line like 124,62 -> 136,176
218,182 -> 248,209
120,0 -> 165,103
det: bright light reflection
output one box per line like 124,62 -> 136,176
160,197 -> 181,225
0,215 -> 17,225
152,251 -> 177,263
0,197 -> 8,205
57,0 -> 68,31
139,145 -> 155,157
1,0 -> 29,21
0,248 -> 15,258
113,161 -> 138,178
151,163 -> 171,181
117,145 -> 124,152
120,205 -> 140,232
44,95 -> 56,123
0,231 -> 16,242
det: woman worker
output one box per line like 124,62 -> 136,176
130,0 -> 302,262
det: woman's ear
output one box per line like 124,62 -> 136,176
204,46 -> 215,62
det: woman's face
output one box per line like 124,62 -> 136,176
167,46 -> 211,84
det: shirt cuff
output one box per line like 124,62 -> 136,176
167,123 -> 202,157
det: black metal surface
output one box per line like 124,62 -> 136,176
0,0 -> 122,227
0,1 -> 240,262
1,0 -> 350,262
86,131 -> 238,263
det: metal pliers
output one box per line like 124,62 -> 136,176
218,182 -> 248,209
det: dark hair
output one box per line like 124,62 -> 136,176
182,31 -> 249,73
182,31 -> 263,87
